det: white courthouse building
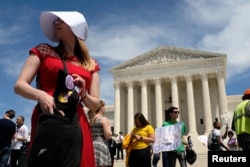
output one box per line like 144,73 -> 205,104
104,46 -> 241,143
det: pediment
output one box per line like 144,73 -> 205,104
110,46 -> 226,71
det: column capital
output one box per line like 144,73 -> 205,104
113,82 -> 120,89
184,74 -> 192,82
200,73 -> 208,82
126,80 -> 134,87
153,77 -> 161,84
139,79 -> 147,86
169,76 -> 177,83
216,71 -> 224,79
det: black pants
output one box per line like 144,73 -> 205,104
116,143 -> 123,159
152,153 -> 160,167
166,151 -> 186,167
129,147 -> 151,167
237,133 -> 250,151
10,149 -> 21,167
27,114 -> 82,167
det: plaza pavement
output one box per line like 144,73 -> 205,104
113,152 -> 208,167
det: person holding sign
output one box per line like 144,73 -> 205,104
162,106 -> 187,167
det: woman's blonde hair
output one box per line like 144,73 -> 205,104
57,38 -> 95,71
88,100 -> 105,119
76,38 -> 95,71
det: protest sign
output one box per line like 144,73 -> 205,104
153,123 -> 182,153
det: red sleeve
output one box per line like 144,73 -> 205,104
29,46 -> 42,60
92,59 -> 100,72
29,43 -> 55,60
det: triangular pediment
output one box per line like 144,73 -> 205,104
110,46 -> 226,71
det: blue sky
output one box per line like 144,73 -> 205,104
1,0 -> 250,131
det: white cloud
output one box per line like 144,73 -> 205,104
183,0 -> 243,29
0,5 -> 35,46
0,25 -> 23,45
196,2 -> 250,79
0,50 -> 26,77
88,24 -> 166,61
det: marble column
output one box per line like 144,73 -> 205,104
140,79 -> 148,119
170,76 -> 180,115
170,76 -> 179,108
201,73 -> 213,134
114,82 -> 121,134
127,81 -> 134,132
216,71 -> 228,120
154,78 -> 163,128
170,76 -> 180,120
185,75 -> 198,135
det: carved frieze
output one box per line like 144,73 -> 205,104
122,46 -> 221,69
110,46 -> 227,85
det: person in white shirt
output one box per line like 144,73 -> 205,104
10,116 -> 29,167
116,131 -> 124,160
227,131 -> 238,151
211,120 -> 229,151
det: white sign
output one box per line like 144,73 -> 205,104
153,124 -> 182,153
197,135 -> 208,146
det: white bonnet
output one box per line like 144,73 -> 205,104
40,11 -> 88,42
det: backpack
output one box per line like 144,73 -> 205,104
207,130 -> 221,151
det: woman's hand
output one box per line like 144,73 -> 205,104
72,74 -> 86,99
131,133 -> 141,141
37,91 -> 64,116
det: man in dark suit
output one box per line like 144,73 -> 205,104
0,110 -> 16,167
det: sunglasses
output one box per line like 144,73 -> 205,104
173,111 -> 180,114
53,18 -> 64,25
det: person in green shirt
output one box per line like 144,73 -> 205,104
162,106 -> 187,167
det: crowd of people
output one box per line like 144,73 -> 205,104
0,110 -> 29,167
1,9 -> 249,167
208,88 -> 250,152
0,110 -> 16,167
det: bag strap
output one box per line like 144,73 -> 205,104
56,46 -> 68,74
62,60 -> 68,73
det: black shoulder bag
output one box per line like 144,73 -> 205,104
52,57 -> 80,118
28,56 -> 82,167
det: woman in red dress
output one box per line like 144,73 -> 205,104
14,11 -> 99,167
